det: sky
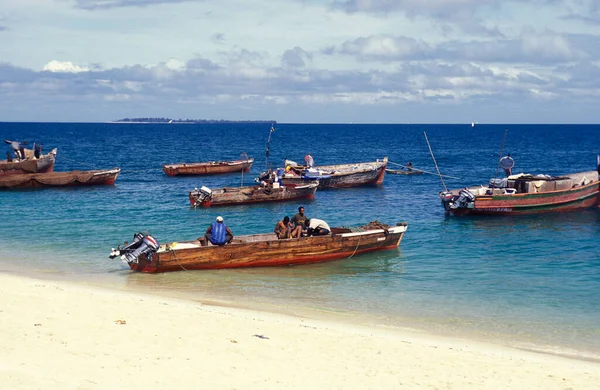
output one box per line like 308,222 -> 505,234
1,0 -> 599,123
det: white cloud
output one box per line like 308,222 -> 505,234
43,60 -> 90,73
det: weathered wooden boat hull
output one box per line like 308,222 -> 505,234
0,168 -> 120,189
189,183 -> 318,207
0,148 -> 57,176
443,171 -> 600,216
126,223 -> 407,273
386,169 -> 423,175
163,158 -> 254,176
281,158 -> 387,188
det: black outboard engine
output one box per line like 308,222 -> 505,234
109,232 -> 160,264
439,191 -> 455,213
453,189 -> 476,209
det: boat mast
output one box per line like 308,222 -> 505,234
424,131 -> 447,192
494,129 -> 509,179
265,123 -> 275,170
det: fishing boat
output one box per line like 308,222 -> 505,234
0,168 -> 120,189
0,148 -> 57,176
163,158 -> 254,176
188,181 -> 319,207
386,168 -> 423,175
439,164 -> 600,216
264,157 -> 387,188
109,221 -> 408,273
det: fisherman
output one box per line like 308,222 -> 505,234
290,206 -> 308,238
204,216 -> 234,245
34,143 -> 43,159
274,216 -> 292,239
406,161 -> 413,171
304,154 -> 315,168
499,154 -> 515,177
305,218 -> 331,236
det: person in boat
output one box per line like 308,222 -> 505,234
405,161 -> 413,171
204,216 -> 234,245
274,216 -> 292,239
34,143 -> 43,159
305,218 -> 331,236
304,154 -> 315,168
499,154 -> 514,177
290,206 -> 308,238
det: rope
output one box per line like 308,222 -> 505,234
387,160 -> 460,179
348,236 -> 361,259
170,247 -> 188,271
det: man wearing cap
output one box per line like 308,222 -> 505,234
204,216 -> 234,245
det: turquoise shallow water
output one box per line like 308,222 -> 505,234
1,123 -> 600,357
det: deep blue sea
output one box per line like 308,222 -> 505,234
1,122 -> 599,358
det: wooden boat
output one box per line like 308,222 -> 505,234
0,148 -> 57,176
440,168 -> 600,216
189,182 -> 318,207
163,158 -> 254,176
109,221 -> 408,273
274,157 -> 387,188
0,168 -> 120,189
386,168 -> 423,175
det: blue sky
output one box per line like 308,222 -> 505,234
1,0 -> 599,123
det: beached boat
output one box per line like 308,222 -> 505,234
109,221 -> 408,273
386,169 -> 423,175
267,157 -> 387,188
0,168 -> 120,189
189,182 -> 318,207
439,166 -> 600,216
0,148 -> 57,176
163,158 -> 254,176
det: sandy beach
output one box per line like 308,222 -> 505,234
1,273 -> 599,390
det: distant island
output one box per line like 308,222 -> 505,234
113,118 -> 276,124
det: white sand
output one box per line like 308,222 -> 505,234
1,273 -> 599,389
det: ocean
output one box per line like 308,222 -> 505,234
1,122 -> 599,359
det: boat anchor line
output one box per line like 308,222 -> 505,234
169,246 -> 189,271
387,160 -> 460,179
348,236 -> 361,258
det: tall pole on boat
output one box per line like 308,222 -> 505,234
494,129 -> 508,179
265,123 -> 275,171
424,131 -> 448,192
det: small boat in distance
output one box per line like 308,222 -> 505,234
386,168 -> 423,175
265,157 -> 387,188
189,181 -> 318,207
1,147 -> 57,176
440,158 -> 600,216
109,221 -> 408,273
163,158 -> 254,176
0,168 -> 120,189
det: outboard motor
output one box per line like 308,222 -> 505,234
452,189 -> 476,209
190,186 -> 212,206
109,232 -> 160,264
439,191 -> 455,213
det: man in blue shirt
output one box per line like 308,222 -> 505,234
204,216 -> 234,245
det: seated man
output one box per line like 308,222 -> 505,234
204,216 -> 234,245
305,218 -> 331,236
274,216 -> 292,239
290,206 -> 308,238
